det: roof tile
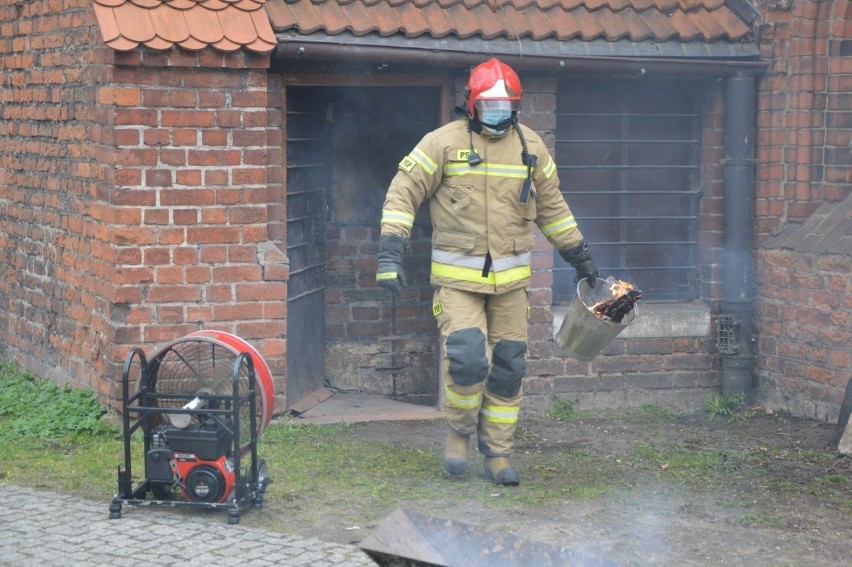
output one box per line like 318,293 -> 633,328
92,0 -> 276,53
92,0 -> 756,56
148,5 -> 191,42
187,7 -> 226,44
265,0 -> 756,44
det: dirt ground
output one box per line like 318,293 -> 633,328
245,406 -> 851,566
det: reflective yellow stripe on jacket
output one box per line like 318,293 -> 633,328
381,209 -> 415,229
540,156 -> 557,179
431,250 -> 531,286
444,162 -> 529,179
408,147 -> 438,175
481,404 -> 520,424
541,214 -> 577,237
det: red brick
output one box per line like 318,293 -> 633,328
156,305 -> 185,324
161,188 -> 214,206
207,288 -> 238,309
161,110 -> 215,127
229,206 -> 267,224
156,266 -> 183,284
173,129 -> 198,145
171,209 -> 198,226
146,285 -> 202,303
236,321 -> 286,339
174,247 -> 199,265
176,169 -> 202,186
236,282 -> 286,301
145,169 -> 172,187
187,227 -> 240,244
142,247 -> 170,265
213,265 -> 262,283
113,267 -> 154,285
202,129 -> 228,146
112,227 -> 158,246
160,149 -> 187,166
114,108 -> 157,126
188,149 -> 241,166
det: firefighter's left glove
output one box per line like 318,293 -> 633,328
559,241 -> 600,289
377,234 -> 408,296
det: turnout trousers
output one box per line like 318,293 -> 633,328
433,286 -> 529,457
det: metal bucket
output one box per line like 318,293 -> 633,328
555,277 -> 637,361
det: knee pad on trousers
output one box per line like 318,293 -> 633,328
446,328 -> 489,387
486,339 -> 526,397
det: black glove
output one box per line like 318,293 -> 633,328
377,234 -> 408,296
559,241 -> 599,289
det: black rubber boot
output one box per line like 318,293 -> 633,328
484,456 -> 520,486
444,430 -> 470,476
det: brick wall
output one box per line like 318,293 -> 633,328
753,0 -> 851,421
0,1 -> 287,411
103,49 -> 286,410
755,248 -> 850,421
755,0 -> 851,239
325,223 -> 437,404
0,1 -> 114,394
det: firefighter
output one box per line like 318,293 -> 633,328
377,58 -> 599,486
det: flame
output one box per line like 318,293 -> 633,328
608,279 -> 634,295
590,279 -> 636,314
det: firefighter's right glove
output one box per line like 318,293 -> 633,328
559,241 -> 599,289
377,234 -> 408,296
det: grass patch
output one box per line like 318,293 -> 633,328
0,359 -> 122,497
258,421 -> 627,514
633,440 -> 729,482
545,395 -> 585,422
737,512 -> 784,528
629,404 -> 686,422
702,393 -> 744,419
0,359 -> 115,442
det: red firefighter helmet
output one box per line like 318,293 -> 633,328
465,58 -> 523,120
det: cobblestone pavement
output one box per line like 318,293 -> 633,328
0,484 -> 376,566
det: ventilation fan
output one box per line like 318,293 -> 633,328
109,331 -> 274,524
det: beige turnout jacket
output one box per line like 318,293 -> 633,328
381,119 -> 584,294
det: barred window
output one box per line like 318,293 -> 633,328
554,79 -> 703,303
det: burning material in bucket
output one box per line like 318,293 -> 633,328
591,279 -> 642,323
556,277 -> 641,362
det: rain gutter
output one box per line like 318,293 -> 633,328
272,34 -> 768,78
720,75 -> 757,402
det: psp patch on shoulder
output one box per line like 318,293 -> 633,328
399,155 -> 416,172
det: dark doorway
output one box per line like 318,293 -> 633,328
285,83 -> 444,411
285,91 -> 331,410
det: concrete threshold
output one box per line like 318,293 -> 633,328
288,392 -> 445,425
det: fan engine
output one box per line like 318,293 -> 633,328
145,419 -> 236,503
109,331 -> 274,524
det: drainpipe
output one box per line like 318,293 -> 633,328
719,75 -> 757,402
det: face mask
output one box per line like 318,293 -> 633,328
481,124 -> 509,138
480,110 -> 512,128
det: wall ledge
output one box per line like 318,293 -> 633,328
552,302 -> 712,339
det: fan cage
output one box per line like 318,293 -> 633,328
147,339 -> 258,449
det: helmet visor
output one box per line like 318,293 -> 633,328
474,99 -> 518,130
474,99 -> 520,114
